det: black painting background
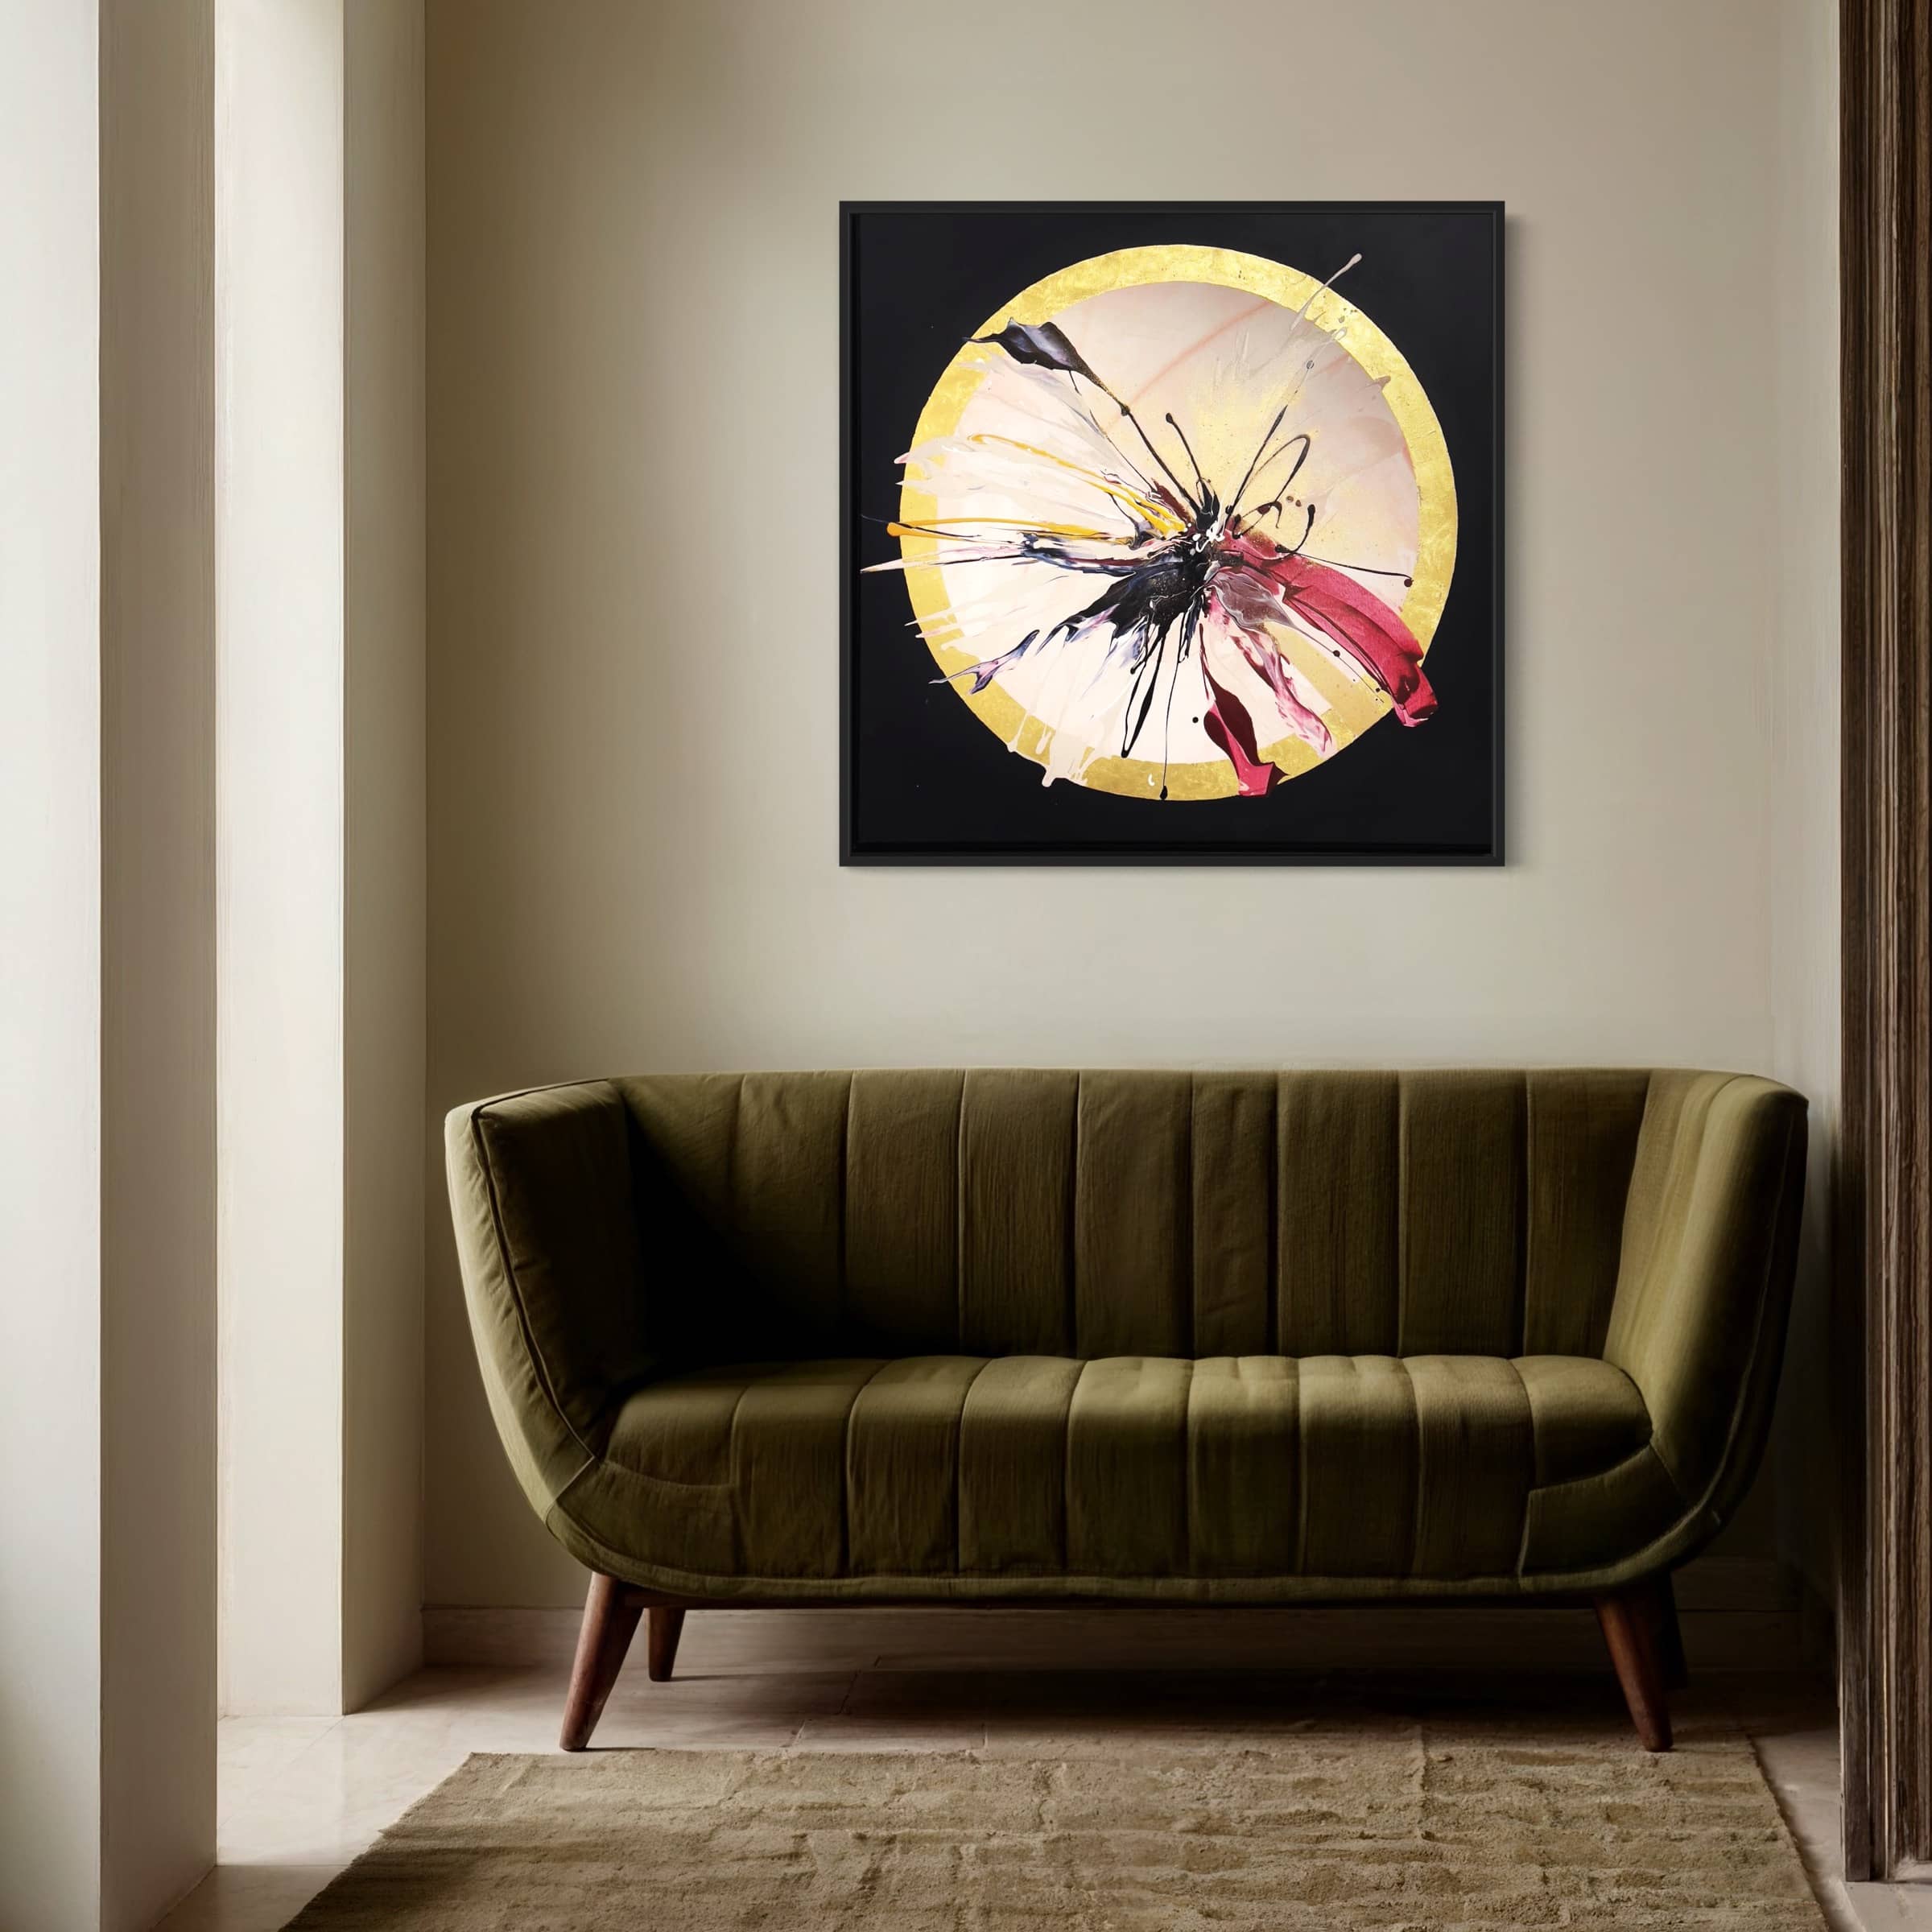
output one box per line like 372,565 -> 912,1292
843,204 -> 1501,863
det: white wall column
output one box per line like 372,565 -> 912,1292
0,3 -> 109,1918
217,0 -> 425,1718
217,0 -> 350,1719
0,8 -> 421,1915
101,0 -> 221,1917
343,0 -> 428,1711
0,1 -> 220,1924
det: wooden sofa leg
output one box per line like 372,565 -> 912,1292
559,1572 -> 642,1752
1596,1585 -> 1673,1752
647,1605 -> 686,1682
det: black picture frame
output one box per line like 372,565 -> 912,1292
840,201 -> 1504,866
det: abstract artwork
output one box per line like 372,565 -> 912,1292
842,203 -> 1501,864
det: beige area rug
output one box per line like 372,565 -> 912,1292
286,1713 -> 1826,1930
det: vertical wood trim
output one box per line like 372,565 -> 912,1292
1841,0 -> 1932,1883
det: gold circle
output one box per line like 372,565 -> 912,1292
897,244 -> 1458,800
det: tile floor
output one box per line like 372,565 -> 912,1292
152,1610 -> 1932,1932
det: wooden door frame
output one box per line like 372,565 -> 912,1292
1839,0 -> 1931,1885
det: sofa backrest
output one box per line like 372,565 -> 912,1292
615,1067 -> 1666,1362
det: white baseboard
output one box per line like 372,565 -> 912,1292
425,1556 -> 1813,1674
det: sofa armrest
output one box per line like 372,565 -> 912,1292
444,1080 -> 655,1518
1603,1071 -> 1808,1524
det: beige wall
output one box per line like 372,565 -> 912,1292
1764,0 -> 1841,1604
424,0 -> 1841,1608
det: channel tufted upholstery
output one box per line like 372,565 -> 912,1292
446,1068 -> 1806,1604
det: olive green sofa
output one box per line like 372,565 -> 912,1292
445,1067 -> 1806,1752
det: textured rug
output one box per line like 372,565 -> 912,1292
284,1713 -> 1826,1930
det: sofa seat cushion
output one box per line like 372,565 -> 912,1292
561,1354 -> 1664,1591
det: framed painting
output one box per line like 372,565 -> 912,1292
840,200 -> 1503,865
